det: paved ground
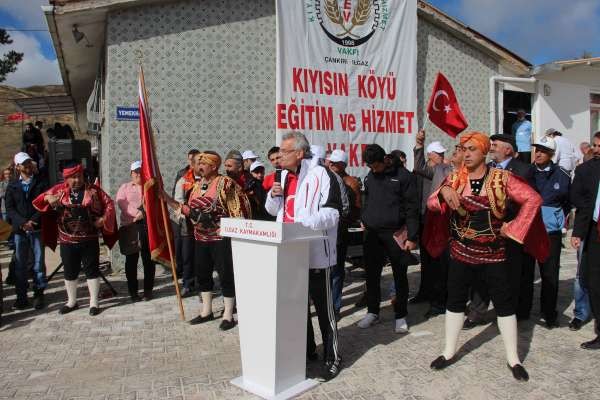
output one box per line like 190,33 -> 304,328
0,240 -> 599,400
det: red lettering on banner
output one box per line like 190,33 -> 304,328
291,67 -> 349,97
276,101 -> 334,132
357,71 -> 397,100
343,0 -> 352,22
361,107 -> 415,134
349,144 -> 359,167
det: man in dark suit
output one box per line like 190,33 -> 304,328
464,134 -> 536,328
571,131 -> 600,349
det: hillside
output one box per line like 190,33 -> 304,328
0,84 -> 77,168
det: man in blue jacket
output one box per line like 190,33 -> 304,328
523,137 -> 571,328
5,152 -> 49,310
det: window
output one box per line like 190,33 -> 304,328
591,93 -> 600,136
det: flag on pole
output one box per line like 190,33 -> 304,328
426,72 -> 469,138
138,66 -> 173,265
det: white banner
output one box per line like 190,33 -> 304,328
276,0 -> 418,176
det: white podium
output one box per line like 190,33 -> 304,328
221,218 -> 324,400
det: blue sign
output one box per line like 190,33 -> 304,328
116,106 -> 140,121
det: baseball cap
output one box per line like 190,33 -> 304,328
250,161 -> 265,172
130,160 -> 142,171
426,141 -> 447,154
545,128 -> 557,136
329,149 -> 348,164
242,150 -> 258,160
14,152 -> 32,166
310,145 -> 326,160
532,136 -> 556,152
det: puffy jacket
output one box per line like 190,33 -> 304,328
265,157 -> 340,269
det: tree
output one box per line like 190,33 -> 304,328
0,29 -> 23,83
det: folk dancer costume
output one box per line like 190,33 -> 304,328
424,132 -> 549,381
33,164 -> 117,315
178,153 -> 251,329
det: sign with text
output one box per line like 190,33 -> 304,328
276,0 -> 418,175
116,106 -> 140,121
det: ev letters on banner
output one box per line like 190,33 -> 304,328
276,0 -> 418,176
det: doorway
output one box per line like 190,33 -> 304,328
503,90 -> 532,135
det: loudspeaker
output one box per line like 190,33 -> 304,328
48,138 -> 93,185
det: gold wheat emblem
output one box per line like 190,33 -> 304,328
324,0 -> 371,38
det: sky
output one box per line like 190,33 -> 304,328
1,0 -> 599,88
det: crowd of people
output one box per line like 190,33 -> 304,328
1,124 -> 599,383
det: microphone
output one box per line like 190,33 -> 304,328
273,168 -> 283,197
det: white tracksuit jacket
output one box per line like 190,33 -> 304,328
265,157 -> 340,269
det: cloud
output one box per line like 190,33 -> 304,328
1,29 -> 62,87
0,0 -> 48,29
454,0 -> 600,63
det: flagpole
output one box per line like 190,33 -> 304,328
138,60 -> 185,321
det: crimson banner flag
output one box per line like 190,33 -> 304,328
138,66 -> 173,265
426,72 -> 468,138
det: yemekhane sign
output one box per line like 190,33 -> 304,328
276,0 -> 418,176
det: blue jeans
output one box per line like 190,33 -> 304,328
14,231 -> 47,302
574,242 -> 591,321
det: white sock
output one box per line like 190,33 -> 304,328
64,279 -> 78,307
497,315 -> 521,367
87,278 -> 100,308
223,297 -> 235,321
442,311 -> 465,359
200,292 -> 213,317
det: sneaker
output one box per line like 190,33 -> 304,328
317,359 -> 341,382
395,318 -> 409,334
357,313 -> 379,328
569,317 -> 584,331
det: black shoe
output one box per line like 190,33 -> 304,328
317,359 -> 341,382
219,319 -> 237,331
33,292 -> 45,310
569,318 -> 583,331
12,300 -> 31,310
408,295 -> 428,305
424,307 -> 445,320
507,363 -> 529,381
430,355 -> 455,370
89,307 -> 101,316
189,313 -> 215,325
580,336 -> 600,350
462,318 -> 485,330
130,294 -> 142,302
545,319 -> 559,329
143,293 -> 153,301
354,293 -> 368,308
307,352 -> 319,362
59,303 -> 79,314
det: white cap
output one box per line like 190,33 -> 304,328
14,152 -> 32,166
130,160 -> 142,171
426,141 -> 447,154
242,150 -> 258,160
329,149 -> 348,164
310,145 -> 326,160
250,161 -> 265,172
533,136 -> 556,152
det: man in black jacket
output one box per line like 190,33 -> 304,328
5,152 -> 49,310
357,144 -> 419,333
464,134 -> 536,329
571,131 -> 600,349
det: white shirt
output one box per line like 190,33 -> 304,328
552,135 -> 577,172
594,182 -> 600,223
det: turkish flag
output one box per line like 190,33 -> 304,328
138,66 -> 174,266
426,72 -> 468,138
5,112 -> 29,122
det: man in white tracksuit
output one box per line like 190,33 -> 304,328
265,131 -> 342,382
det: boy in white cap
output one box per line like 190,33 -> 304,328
116,161 -> 156,302
5,152 -> 49,309
249,160 -> 265,182
241,150 -> 258,171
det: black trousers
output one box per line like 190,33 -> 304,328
364,229 -> 409,319
172,220 -> 183,276
581,228 -> 600,335
467,241 -> 534,321
181,235 -> 196,289
447,259 -> 514,317
60,240 -> 100,280
416,219 -> 433,301
518,232 -> 562,321
124,222 -> 156,297
194,238 -> 235,298
307,267 -> 339,363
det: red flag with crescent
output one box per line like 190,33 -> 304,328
427,72 -> 469,138
138,66 -> 173,265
